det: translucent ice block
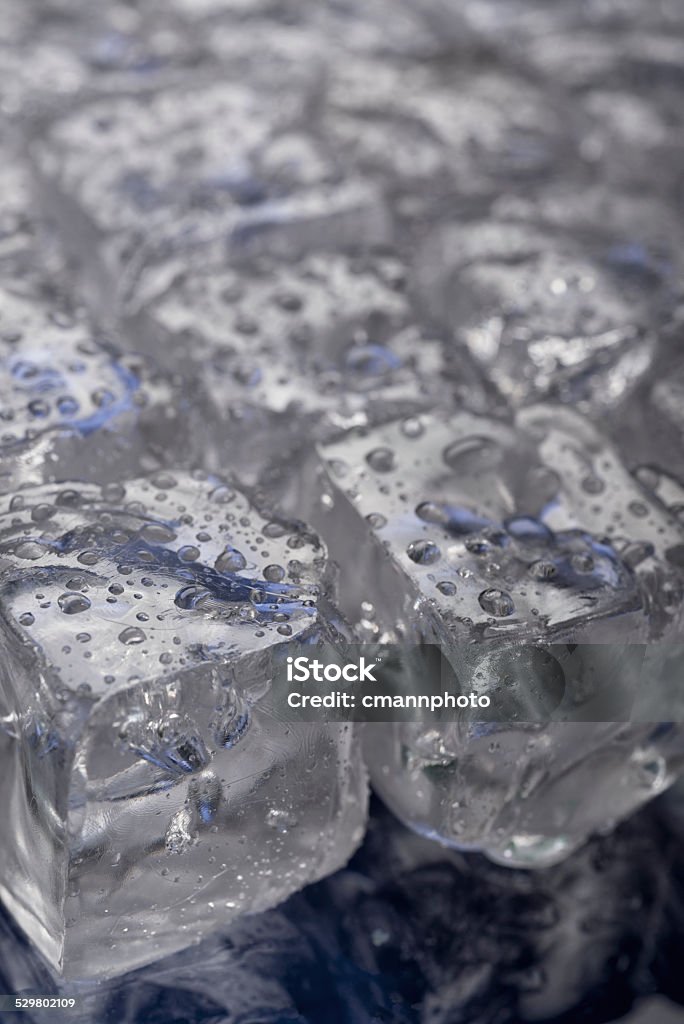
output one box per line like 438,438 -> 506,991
132,251 -> 467,495
312,408 -> 684,865
31,76 -> 392,315
0,473 -> 367,978
325,54 -> 579,201
413,215 -> 673,412
315,407 -> 684,643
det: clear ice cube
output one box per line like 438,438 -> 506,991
0,472 -> 367,978
315,407 -> 684,642
131,251 -> 465,494
413,215 -> 674,412
125,250 -> 483,507
312,408 -> 684,864
31,75 -> 376,314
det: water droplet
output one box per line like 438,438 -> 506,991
118,626 -> 146,645
140,523 -> 177,544
263,522 -> 287,538
58,593 -> 92,615
263,564 -> 286,582
210,485 -> 235,504
628,500 -> 648,518
92,388 -> 115,408
581,474 -> 604,495
328,459 -> 348,478
530,560 -> 557,580
28,399 -> 50,418
407,540 -> 441,565
401,417 -> 424,438
18,612 -> 35,626
634,466 -> 660,490
14,544 -> 44,561
436,581 -> 457,596
478,589 -> 515,617
215,547 -> 247,573
175,586 -> 211,610
56,489 -> 81,507
57,396 -> 79,416
366,447 -> 396,473
416,501 -> 451,525
102,482 -> 126,502
571,553 -> 595,573
31,504 -> 55,523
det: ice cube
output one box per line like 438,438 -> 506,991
315,407 -> 684,642
0,472 -> 367,978
0,284 -> 184,494
312,408 -> 684,864
413,215 -> 675,412
0,0 -> 212,120
32,80 -> 391,316
130,250 -> 471,500
325,57 -> 578,201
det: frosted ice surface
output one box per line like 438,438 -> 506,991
0,472 -> 367,978
413,216 -> 675,411
314,409 -> 684,864
0,285 -> 183,494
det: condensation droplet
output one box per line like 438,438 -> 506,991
58,593 -> 92,615
478,589 -> 515,617
118,626 -> 147,645
407,540 -> 441,565
215,547 -> 247,573
365,447 -> 396,473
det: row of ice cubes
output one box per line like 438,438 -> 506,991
0,0 -> 683,983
